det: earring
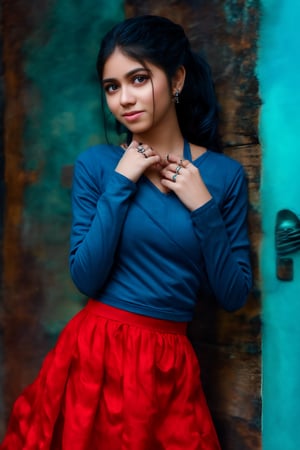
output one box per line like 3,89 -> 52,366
174,90 -> 180,104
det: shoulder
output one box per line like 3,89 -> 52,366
198,150 -> 245,179
197,151 -> 247,203
190,144 -> 243,173
73,144 -> 124,189
76,143 -> 123,168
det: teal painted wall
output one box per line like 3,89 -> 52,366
258,1 -> 300,448
22,0 -> 125,334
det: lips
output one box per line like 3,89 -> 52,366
122,111 -> 143,121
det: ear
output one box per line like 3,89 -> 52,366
171,65 -> 186,94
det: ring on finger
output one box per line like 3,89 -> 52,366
137,144 -> 145,153
172,173 -> 178,182
175,165 -> 182,174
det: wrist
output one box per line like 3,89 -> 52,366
189,194 -> 212,212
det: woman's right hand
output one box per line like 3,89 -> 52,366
115,140 -> 161,183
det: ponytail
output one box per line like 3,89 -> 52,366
177,51 -> 221,152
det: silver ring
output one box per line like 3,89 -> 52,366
175,165 -> 182,174
172,173 -> 177,182
137,144 -> 145,153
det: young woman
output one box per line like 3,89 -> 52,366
1,15 -> 252,450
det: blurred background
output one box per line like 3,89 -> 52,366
0,1 -> 299,449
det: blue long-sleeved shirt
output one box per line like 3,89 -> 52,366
69,142 -> 252,321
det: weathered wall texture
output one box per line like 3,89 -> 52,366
0,0 -> 125,436
0,0 -> 261,448
125,1 -> 262,449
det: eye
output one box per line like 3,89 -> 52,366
132,74 -> 149,85
104,83 -> 119,93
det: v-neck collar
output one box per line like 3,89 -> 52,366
141,139 -> 191,196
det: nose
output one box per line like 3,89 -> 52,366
119,86 -> 136,106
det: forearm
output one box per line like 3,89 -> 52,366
69,170 -> 136,297
192,199 -> 252,311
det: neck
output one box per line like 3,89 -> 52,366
133,128 -> 185,159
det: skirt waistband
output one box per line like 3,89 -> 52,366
87,299 -> 187,335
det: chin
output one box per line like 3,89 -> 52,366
126,126 -> 151,136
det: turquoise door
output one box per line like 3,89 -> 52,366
258,1 -> 300,448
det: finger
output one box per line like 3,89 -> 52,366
127,141 -> 150,152
136,143 -> 147,154
128,140 -> 139,150
136,142 -> 156,157
160,176 -> 178,190
174,163 -> 184,174
161,169 -> 179,182
143,146 -> 156,159
162,162 -> 177,172
145,155 -> 161,168
165,153 -> 184,165
161,163 -> 183,179
180,159 -> 190,168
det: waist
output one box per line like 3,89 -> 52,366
87,299 -> 187,335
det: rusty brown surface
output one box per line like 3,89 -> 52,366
125,1 -> 262,449
0,0 -> 52,427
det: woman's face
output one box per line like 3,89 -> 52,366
102,48 -> 176,137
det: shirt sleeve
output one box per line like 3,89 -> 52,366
191,165 -> 252,311
69,156 -> 137,297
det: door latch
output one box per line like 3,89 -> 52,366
275,209 -> 300,281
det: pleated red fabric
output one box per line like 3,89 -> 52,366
1,300 -> 221,450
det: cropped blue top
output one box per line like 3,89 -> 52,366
69,142 -> 252,321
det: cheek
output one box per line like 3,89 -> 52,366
105,95 -> 118,114
153,86 -> 172,114
154,82 -> 171,104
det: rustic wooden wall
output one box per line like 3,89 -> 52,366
0,0 -> 261,448
124,1 -> 262,449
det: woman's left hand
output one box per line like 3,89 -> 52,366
160,154 -> 212,211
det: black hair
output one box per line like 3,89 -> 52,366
97,15 -> 221,152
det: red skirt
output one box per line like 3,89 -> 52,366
1,300 -> 221,450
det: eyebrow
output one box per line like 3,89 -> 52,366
102,67 -> 151,84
